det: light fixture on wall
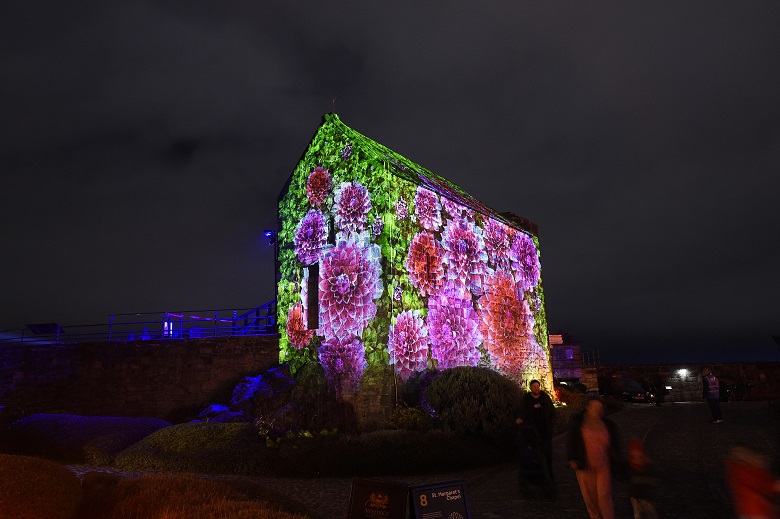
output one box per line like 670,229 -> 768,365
677,368 -> 689,378
264,230 -> 276,245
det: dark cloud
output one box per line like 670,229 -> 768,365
2,1 -> 779,363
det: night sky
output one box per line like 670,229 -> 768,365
2,2 -> 779,364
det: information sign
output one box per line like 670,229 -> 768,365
409,480 -> 470,519
347,479 -> 409,519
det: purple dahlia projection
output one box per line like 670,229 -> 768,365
483,218 -> 514,271
427,292 -> 482,369
440,218 -> 488,298
306,167 -> 331,207
387,310 -> 429,380
441,197 -> 474,222
318,336 -> 367,395
334,181 -> 371,233
478,270 -> 534,372
318,236 -> 382,340
395,198 -> 409,221
294,209 -> 328,265
414,187 -> 442,231
286,302 -> 314,349
406,231 -> 445,297
510,232 -> 541,292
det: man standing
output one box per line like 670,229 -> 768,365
517,379 -> 556,481
702,368 -> 723,423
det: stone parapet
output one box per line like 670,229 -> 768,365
0,336 -> 279,422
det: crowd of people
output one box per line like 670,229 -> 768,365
515,369 -> 780,519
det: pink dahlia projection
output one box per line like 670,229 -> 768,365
286,302 -> 314,349
478,270 -> 534,372
483,218 -> 514,271
306,167 -> 332,207
440,218 -> 489,298
405,231 -> 446,297
427,292 -> 482,369
318,236 -> 383,340
387,310 -> 429,380
294,209 -> 328,265
318,336 -> 367,396
414,187 -> 442,232
334,181 -> 371,233
509,232 -> 541,292
441,197 -> 475,222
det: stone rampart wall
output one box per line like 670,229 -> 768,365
596,361 -> 780,402
0,336 -> 280,422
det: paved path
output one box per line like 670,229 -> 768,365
68,401 -> 779,518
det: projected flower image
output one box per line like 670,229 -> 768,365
318,336 -> 367,395
442,197 -> 474,222
510,231 -> 541,292
414,187 -> 442,231
406,231 -> 445,297
293,209 -> 328,266
427,292 -> 482,369
387,310 -> 429,380
334,181 -> 371,233
277,114 -> 552,394
306,166 -> 331,207
318,237 -> 382,341
483,218 -> 513,271
395,197 -> 409,220
478,270 -> 534,371
440,218 -> 488,298
286,302 -> 314,349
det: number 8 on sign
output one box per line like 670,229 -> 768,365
419,494 -> 428,507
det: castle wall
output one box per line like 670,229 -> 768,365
0,336 -> 279,422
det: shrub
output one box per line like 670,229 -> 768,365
272,429 -> 504,477
553,386 -> 589,435
0,454 -> 82,519
424,367 -> 522,448
114,422 -> 265,475
7,414 -> 171,464
76,473 -> 311,519
385,403 -> 437,432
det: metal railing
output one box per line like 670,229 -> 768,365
0,300 -> 277,346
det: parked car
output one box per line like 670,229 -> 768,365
720,382 -> 753,402
599,376 -> 654,403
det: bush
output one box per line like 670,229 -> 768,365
385,403 -> 437,432
272,429 -> 504,477
7,414 -> 171,464
0,454 -> 82,519
553,386 -> 589,435
76,473 -> 311,519
114,422 -> 265,475
425,367 -> 522,448
113,421 -> 502,478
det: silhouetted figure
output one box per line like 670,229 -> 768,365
702,367 -> 723,423
517,379 -> 556,481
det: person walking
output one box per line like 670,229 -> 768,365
725,444 -> 780,519
702,367 -> 723,423
517,379 -> 556,482
567,398 -> 622,519
627,437 -> 659,519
